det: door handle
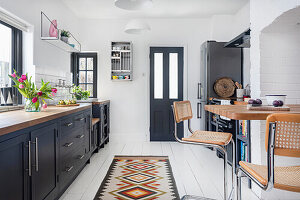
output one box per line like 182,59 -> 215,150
78,154 -> 85,160
65,122 -> 73,127
34,137 -> 38,172
65,166 -> 74,172
197,83 -> 202,99
197,103 -> 202,119
76,117 -> 85,121
76,134 -> 85,139
64,142 -> 73,147
27,141 -> 32,176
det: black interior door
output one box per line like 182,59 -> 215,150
31,123 -> 58,200
150,47 -> 184,141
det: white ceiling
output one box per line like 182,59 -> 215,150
62,0 -> 249,19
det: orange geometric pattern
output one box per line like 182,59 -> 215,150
94,156 -> 179,200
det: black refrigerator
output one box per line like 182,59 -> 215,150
199,41 -> 243,166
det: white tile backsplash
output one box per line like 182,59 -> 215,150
35,71 -> 73,105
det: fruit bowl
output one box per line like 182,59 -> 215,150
265,95 -> 286,106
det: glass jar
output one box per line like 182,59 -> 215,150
24,98 -> 40,112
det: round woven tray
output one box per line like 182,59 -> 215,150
213,77 -> 235,98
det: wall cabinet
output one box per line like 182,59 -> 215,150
0,108 -> 91,200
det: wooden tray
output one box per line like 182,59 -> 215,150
213,77 -> 235,98
247,105 -> 290,111
56,104 -> 80,107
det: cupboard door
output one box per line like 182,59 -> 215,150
31,123 -> 58,200
0,134 -> 29,200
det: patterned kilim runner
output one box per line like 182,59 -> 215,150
94,156 -> 180,200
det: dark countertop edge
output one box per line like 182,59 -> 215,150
92,100 -> 110,105
0,104 -> 92,137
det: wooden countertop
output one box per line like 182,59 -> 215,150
205,104 -> 300,120
0,104 -> 92,136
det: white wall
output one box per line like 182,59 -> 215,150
0,0 -> 80,80
78,7 -> 250,140
79,18 -> 211,140
250,1 -> 300,199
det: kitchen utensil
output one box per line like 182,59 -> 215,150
214,77 -> 235,98
265,95 -> 286,106
236,89 -> 246,98
235,82 -> 243,89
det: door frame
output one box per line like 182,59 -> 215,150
146,44 -> 188,141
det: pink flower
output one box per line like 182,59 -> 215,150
11,73 -> 16,78
21,75 -> 27,80
32,97 -> 38,103
18,78 -> 23,83
51,92 -> 55,96
19,84 -> 24,89
42,104 -> 47,109
51,88 -> 57,93
37,91 -> 43,96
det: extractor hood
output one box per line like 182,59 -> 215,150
224,28 -> 250,48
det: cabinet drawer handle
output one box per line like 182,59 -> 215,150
78,154 -> 85,160
76,134 -> 85,139
64,142 -> 73,147
34,137 -> 39,172
65,122 -> 73,127
27,141 -> 32,176
77,117 -> 85,121
65,166 -> 74,172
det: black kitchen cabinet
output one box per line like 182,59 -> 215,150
92,102 -> 110,149
0,133 -> 30,200
90,120 -> 99,152
0,107 -> 92,200
103,103 -> 110,143
30,123 -> 58,200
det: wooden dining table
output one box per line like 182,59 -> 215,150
204,104 -> 300,120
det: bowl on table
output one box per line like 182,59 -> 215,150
265,95 -> 286,105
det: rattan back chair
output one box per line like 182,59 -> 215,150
172,101 -> 235,200
237,113 -> 300,200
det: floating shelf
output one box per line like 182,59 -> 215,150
111,41 -> 133,81
40,12 -> 81,53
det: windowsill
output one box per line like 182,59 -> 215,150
0,105 -> 24,113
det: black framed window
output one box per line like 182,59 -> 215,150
71,53 -> 97,98
0,20 -> 22,103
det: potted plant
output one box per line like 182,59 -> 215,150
72,85 -> 90,100
8,70 -> 57,112
60,29 -> 70,43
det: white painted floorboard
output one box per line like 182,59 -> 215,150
59,139 -> 260,200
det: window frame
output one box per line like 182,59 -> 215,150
71,53 -> 97,98
0,20 -> 23,104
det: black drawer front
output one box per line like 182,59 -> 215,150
60,147 -> 86,189
73,113 -> 86,128
60,128 -> 86,159
61,117 -> 74,133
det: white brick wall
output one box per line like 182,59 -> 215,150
260,31 -> 300,104
250,1 -> 300,199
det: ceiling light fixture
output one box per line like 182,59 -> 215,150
115,0 -> 153,10
124,19 -> 151,34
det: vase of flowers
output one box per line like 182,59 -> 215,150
8,70 -> 57,112
71,85 -> 90,100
